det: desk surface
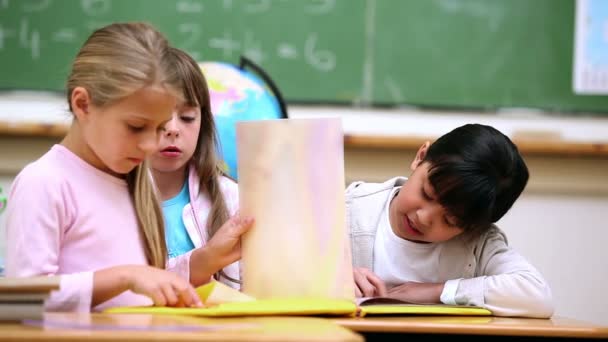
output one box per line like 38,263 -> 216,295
1,313 -> 607,340
0,313 -> 362,342
332,315 -> 608,339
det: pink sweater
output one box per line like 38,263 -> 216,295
5,145 -> 153,312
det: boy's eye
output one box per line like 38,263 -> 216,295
421,188 -> 432,201
444,216 -> 458,228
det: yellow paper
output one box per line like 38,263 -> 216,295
105,281 -> 492,318
358,304 -> 491,317
197,281 -> 255,306
105,297 -> 357,317
356,297 -> 492,317
105,281 -> 357,317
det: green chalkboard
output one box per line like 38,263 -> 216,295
372,0 -> 608,112
0,0 -> 607,113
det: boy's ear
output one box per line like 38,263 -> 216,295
70,87 -> 92,121
410,141 -> 430,171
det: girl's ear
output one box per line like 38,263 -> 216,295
410,141 -> 430,171
70,87 -> 92,121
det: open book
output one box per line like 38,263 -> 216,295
355,296 -> 491,317
105,281 -> 491,317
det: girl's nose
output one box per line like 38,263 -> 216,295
164,121 -> 180,137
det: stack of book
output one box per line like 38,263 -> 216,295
0,276 -> 60,321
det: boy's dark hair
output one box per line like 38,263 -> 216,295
423,124 -> 529,238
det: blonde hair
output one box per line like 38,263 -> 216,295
66,22 -> 180,268
167,47 -> 230,245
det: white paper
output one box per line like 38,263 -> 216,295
573,0 -> 608,94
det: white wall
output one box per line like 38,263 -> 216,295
498,193 -> 608,325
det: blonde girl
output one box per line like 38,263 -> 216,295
5,22 -> 202,312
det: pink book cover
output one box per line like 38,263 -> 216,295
236,118 -> 355,302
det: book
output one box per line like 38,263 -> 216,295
0,302 -> 45,320
0,292 -> 50,302
235,118 -> 355,302
355,297 -> 492,317
105,281 -> 491,318
0,276 -> 60,321
0,275 -> 60,292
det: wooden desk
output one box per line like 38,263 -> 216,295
332,316 -> 608,340
0,313 -> 363,342
5,313 -> 603,341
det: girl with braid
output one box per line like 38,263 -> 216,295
5,23 -> 203,312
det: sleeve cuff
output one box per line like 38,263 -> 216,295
166,250 -> 193,282
440,279 -> 461,305
45,272 -> 93,312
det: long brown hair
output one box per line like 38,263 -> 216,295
166,47 -> 230,241
66,22 -> 182,268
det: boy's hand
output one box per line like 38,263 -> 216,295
353,267 -> 387,297
125,265 -> 203,307
387,281 -> 444,304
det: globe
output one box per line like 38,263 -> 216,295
200,61 -> 285,180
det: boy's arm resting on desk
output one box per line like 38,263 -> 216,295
386,282 -> 444,304
384,228 -> 554,318
455,228 -> 554,318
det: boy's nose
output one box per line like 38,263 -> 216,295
417,205 -> 440,229
417,209 -> 432,229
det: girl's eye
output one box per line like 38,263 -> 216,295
128,125 -> 145,132
180,116 -> 195,123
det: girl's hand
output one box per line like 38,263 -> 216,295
353,267 -> 387,297
387,281 -> 444,304
206,213 -> 254,268
93,265 -> 203,308
124,265 -> 203,307
189,213 -> 254,285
